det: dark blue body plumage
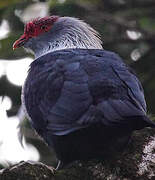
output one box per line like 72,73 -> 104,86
23,49 -> 155,166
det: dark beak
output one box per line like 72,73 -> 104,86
13,34 -> 28,50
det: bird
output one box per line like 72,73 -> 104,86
13,16 -> 155,169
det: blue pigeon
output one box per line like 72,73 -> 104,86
13,16 -> 155,169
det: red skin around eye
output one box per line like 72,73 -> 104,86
13,16 -> 59,49
24,22 -> 52,39
24,16 -> 59,38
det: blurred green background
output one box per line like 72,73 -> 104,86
0,0 -> 155,169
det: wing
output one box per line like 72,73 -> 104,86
24,51 -> 93,137
24,49 -> 154,140
111,65 -> 146,112
80,52 -> 154,131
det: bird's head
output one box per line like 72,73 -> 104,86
13,16 -> 102,58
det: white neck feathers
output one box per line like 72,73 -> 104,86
29,17 -> 103,59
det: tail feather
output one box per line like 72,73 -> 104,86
143,116 -> 155,128
105,115 -> 155,131
129,115 -> 155,130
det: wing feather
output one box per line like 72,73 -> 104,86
24,49 -> 154,138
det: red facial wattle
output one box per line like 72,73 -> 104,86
13,16 -> 59,49
13,23 -> 51,49
25,21 -> 53,38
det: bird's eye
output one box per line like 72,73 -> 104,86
41,25 -> 47,30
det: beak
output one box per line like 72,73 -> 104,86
13,34 -> 28,50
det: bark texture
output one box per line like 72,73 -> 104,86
0,128 -> 155,180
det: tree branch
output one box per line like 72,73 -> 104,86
0,128 -> 155,180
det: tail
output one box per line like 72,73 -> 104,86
142,115 -> 155,128
131,115 -> 155,130
116,115 -> 155,131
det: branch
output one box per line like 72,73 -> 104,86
0,128 -> 155,180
